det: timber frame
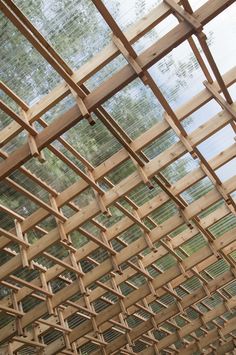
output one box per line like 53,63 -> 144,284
0,0 -> 236,354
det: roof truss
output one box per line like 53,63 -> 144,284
0,0 -> 236,354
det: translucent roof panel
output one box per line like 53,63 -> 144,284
14,0 -> 112,70
0,13 -> 62,105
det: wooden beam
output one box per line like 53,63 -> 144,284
0,1 -> 177,146
0,0 -> 234,180
1,220 -> 235,344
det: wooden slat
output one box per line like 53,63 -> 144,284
0,0 -> 234,180
0,1 -> 178,146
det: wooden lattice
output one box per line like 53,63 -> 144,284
0,0 -> 236,354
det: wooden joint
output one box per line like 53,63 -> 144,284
96,280 -> 124,299
176,328 -> 184,344
97,193 -> 112,216
57,309 -> 71,350
148,280 -> 158,298
179,209 -> 193,230
39,272 -> 54,315
179,261 -> 188,280
100,231 -> 117,256
14,220 -> 29,267
163,112 -> 197,159
150,317 -> 158,331
120,299 -> 129,317
111,254 -> 123,275
164,0 -> 202,32
203,284 -> 211,299
12,293 -> 25,337
163,283 -> 182,302
224,299 -> 232,314
125,331 -> 134,347
86,169 -> 112,216
218,328 -> 226,343
144,232 -> 157,252
112,34 -> 148,86
28,133 -> 40,157
21,109 -> 46,163
70,252 -> 89,295
38,150 -> 46,164
130,155 -> 154,190
129,259 -> 153,281
209,240 -> 221,260
69,86 -> 95,125
231,267 -> 236,279
49,195 -> 70,243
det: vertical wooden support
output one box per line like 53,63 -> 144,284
204,80 -> 236,137
165,0 -> 232,104
163,107 -> 236,233
179,209 -> 193,230
161,236 -> 188,279
21,109 -> 46,163
69,251 -> 89,296
49,195 -> 69,244
139,256 -> 158,297
86,168 -> 111,216
8,342 -> 14,355
71,342 -> 79,355
40,271 -> 54,315
110,274 -> 128,318
133,210 -> 157,252
15,219 -> 29,268
100,231 -> 122,274
12,291 -> 24,337
192,266 -> 211,298
58,308 -> 71,350
32,323 -> 45,354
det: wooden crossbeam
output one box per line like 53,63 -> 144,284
0,0 -> 233,180
1,222 -> 233,348
0,145 -> 234,308
0,78 -> 235,254
9,247 -> 236,353
0,1 -> 180,146
47,273 -> 236,354
0,165 -> 233,326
